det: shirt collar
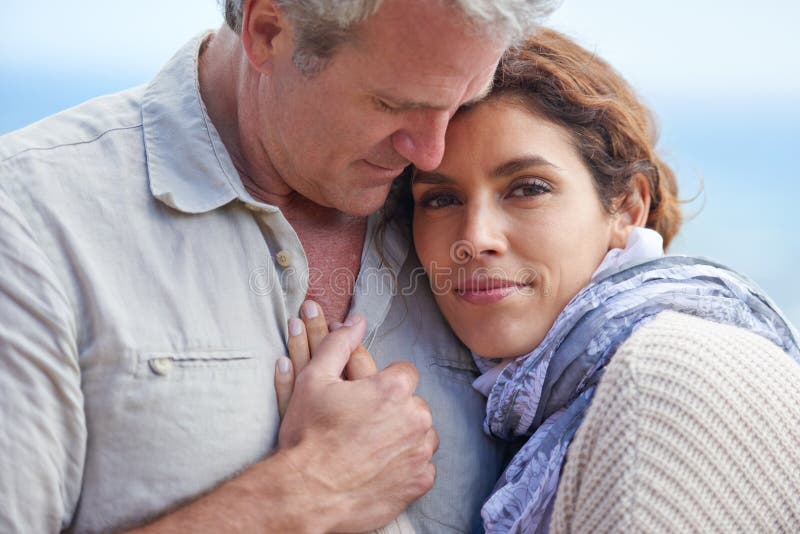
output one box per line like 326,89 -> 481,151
350,214 -> 410,337
140,31 -> 412,322
143,31 -> 265,214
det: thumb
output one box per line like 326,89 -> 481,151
304,314 -> 367,378
345,344 -> 378,379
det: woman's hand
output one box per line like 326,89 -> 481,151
275,300 -> 379,418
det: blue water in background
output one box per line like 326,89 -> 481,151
653,98 -> 800,328
2,66 -> 798,328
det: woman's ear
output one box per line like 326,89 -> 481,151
609,173 -> 651,249
241,0 -> 290,74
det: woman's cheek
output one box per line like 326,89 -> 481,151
416,220 -> 447,267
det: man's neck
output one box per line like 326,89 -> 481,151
198,26 -> 296,209
199,27 -> 369,235
198,27 -> 368,323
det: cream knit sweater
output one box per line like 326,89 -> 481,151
551,310 -> 800,533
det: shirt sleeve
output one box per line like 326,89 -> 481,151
0,186 -> 86,533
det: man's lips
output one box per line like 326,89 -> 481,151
363,159 -> 408,173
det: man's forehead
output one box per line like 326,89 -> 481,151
465,75 -> 496,106
369,60 -> 498,111
331,0 -> 505,111
373,76 -> 493,109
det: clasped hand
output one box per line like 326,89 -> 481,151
272,300 -> 438,533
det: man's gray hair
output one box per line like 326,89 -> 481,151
220,0 -> 557,75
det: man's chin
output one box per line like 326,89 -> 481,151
334,186 -> 394,217
338,200 -> 388,217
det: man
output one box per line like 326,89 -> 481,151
0,0 -> 550,532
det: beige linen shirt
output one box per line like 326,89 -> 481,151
0,34 -> 504,533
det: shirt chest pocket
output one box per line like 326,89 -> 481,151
134,348 -> 260,381
124,348 -> 277,448
80,347 -> 281,529
124,348 -> 276,435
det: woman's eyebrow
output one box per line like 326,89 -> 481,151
412,156 -> 561,185
412,172 -> 454,185
492,155 -> 561,177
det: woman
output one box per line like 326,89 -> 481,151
279,29 -> 800,533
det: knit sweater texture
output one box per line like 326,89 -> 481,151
551,310 -> 800,533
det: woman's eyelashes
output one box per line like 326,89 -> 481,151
416,189 -> 461,209
507,177 -> 552,198
414,177 -> 552,210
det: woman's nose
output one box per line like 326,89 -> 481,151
455,202 -> 507,262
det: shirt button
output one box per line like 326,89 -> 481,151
276,250 -> 292,268
149,357 -> 173,376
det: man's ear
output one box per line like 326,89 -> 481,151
609,173 -> 651,250
241,0 -> 289,74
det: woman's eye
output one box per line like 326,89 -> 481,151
418,193 -> 460,209
508,179 -> 551,198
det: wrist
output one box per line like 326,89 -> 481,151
249,445 -> 344,534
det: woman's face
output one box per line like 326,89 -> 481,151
412,98 -> 626,357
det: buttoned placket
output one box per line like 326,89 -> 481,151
243,202 -> 309,335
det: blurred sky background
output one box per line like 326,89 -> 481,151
1,1 -> 798,327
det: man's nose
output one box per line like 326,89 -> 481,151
390,111 -> 449,171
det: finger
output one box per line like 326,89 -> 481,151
412,395 -> 433,423
287,317 -> 310,374
274,356 -> 294,419
301,300 -> 330,356
304,315 -> 367,378
379,361 -> 420,399
345,344 -> 378,380
425,427 -> 440,455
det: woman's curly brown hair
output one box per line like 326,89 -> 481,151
382,28 -> 682,249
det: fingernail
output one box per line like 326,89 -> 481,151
277,356 -> 291,374
302,301 -> 318,319
343,314 -> 362,327
288,318 -> 303,337
330,322 -> 343,331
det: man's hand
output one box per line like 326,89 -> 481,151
273,300 -> 437,533
275,303 -> 377,417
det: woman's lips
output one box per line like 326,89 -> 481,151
454,279 -> 530,305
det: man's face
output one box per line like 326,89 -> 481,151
257,0 -> 506,216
